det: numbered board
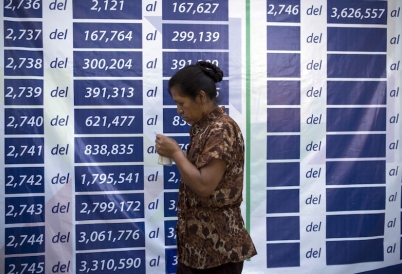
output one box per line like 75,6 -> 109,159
1,0 -> 401,274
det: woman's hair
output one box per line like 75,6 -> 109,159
168,61 -> 224,101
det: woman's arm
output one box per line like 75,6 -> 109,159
155,134 -> 226,197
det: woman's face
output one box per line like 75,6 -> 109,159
170,86 -> 203,125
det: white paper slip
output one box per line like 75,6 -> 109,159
158,155 -> 172,166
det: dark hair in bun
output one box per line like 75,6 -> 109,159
168,61 -> 224,101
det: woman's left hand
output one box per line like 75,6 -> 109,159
155,134 -> 181,158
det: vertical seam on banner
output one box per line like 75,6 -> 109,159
245,0 -> 251,233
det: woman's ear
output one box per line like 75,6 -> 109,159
197,90 -> 206,104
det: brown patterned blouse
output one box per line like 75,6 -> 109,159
176,106 -> 257,269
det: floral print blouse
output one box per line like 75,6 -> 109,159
176,106 -> 257,269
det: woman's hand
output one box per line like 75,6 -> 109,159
155,134 -> 182,158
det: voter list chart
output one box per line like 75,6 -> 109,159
2,1 -> 46,274
1,0 -> 245,274
1,0 -> 401,274
249,0 -> 402,273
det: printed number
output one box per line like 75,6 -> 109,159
6,203 -> 43,216
172,116 -> 188,126
6,234 -> 44,247
5,0 -> 41,10
84,30 -> 132,42
267,4 -> 299,15
7,262 -> 44,274
169,200 -> 177,211
91,0 -> 124,11
168,172 -> 179,184
330,8 -> 385,19
7,145 -> 43,157
172,31 -> 220,42
79,201 -> 141,214
5,86 -> 42,98
7,116 -> 44,127
5,29 -> 42,40
85,116 -> 135,127
6,57 -> 43,69
6,175 -> 43,187
79,257 -> 141,272
78,229 -> 140,243
84,87 -> 134,98
172,255 -> 178,266
81,172 -> 138,185
83,144 -> 134,155
82,58 -> 132,70
172,3 -> 219,14
171,59 -> 219,70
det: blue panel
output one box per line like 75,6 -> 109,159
5,196 -> 44,224
267,135 -> 300,159
73,23 -> 142,49
74,108 -> 143,134
74,137 -> 143,163
162,52 -> 229,77
76,250 -> 146,274
75,222 -> 145,250
73,51 -> 142,77
267,26 -> 300,50
267,81 -> 300,105
327,81 -> 386,105
75,194 -> 144,221
326,239 -> 383,265
4,20 -> 43,48
5,167 -> 44,194
5,108 -> 44,135
267,108 -> 300,132
162,24 -> 228,50
326,160 -> 386,185
164,220 -> 178,246
166,248 -> 178,274
267,189 -> 299,213
356,263 -> 402,274
5,256 -> 45,274
73,0 -> 142,19
74,80 -> 143,106
5,226 -> 45,255
328,54 -> 386,78
267,216 -> 300,240
267,243 -> 300,268
328,28 -> 386,52
268,53 -> 300,77
326,134 -> 386,158
5,138 -> 44,164
164,192 -> 179,217
4,50 -> 43,76
327,214 -> 385,238
327,108 -> 386,132
4,79 -> 43,106
267,162 -> 300,187
4,1 -> 42,18
327,0 -> 387,25
164,165 -> 180,190
326,187 -> 385,211
75,165 -> 144,192
162,1 -> 228,21
163,108 -> 191,133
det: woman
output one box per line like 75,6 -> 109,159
155,61 -> 257,273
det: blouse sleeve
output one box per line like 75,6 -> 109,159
195,119 -> 243,169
